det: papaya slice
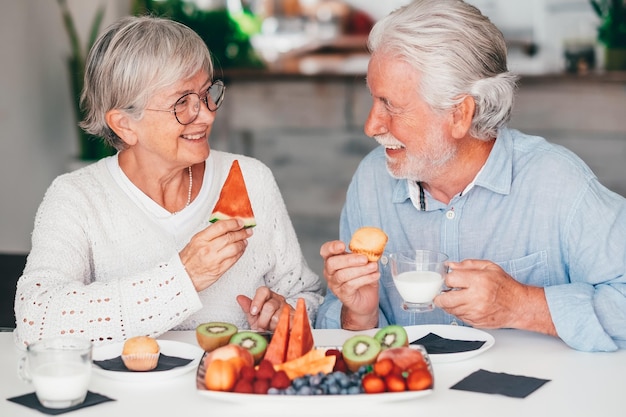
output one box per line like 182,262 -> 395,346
263,304 -> 291,365
273,348 -> 326,373
275,354 -> 336,380
209,160 -> 256,228
285,298 -> 314,362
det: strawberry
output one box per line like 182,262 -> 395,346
239,365 -> 256,382
385,373 -> 406,392
406,368 -> 434,391
253,378 -> 270,394
361,372 -> 386,394
270,370 -> 291,389
255,359 -> 276,380
232,378 -> 254,394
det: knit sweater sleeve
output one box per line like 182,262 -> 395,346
14,164 -> 202,348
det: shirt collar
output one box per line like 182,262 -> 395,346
474,128 -> 513,196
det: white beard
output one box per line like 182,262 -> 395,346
375,127 -> 456,183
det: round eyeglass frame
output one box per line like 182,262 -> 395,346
145,80 -> 225,125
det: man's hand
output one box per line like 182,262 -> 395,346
434,259 -> 557,336
321,240 -> 380,330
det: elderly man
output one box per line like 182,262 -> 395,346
315,0 -> 626,352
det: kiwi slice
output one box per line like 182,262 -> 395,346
229,331 -> 268,364
341,334 -> 382,373
374,325 -> 409,349
195,322 -> 238,352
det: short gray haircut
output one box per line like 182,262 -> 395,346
79,15 -> 215,150
368,0 -> 519,139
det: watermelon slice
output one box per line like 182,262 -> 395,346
263,304 -> 291,365
285,298 -> 314,362
209,160 -> 256,228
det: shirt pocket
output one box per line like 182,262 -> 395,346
494,251 -> 549,287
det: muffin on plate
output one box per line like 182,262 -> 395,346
121,336 -> 160,371
349,226 -> 388,262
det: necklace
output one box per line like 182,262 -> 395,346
185,166 -> 193,207
173,166 -> 193,215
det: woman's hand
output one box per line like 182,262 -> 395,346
236,287 -> 293,331
179,218 -> 253,292
320,240 -> 380,330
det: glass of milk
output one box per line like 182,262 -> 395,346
389,250 -> 448,312
18,337 -> 92,409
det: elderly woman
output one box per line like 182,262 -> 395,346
14,15 -> 323,347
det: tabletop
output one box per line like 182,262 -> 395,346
2,327 -> 624,417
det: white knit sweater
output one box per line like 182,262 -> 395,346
14,151 -> 323,348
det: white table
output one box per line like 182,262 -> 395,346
2,328 -> 624,416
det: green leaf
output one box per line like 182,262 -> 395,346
87,5 -> 106,52
57,0 -> 81,62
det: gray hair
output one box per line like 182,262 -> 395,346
368,0 -> 518,139
79,15 -> 215,150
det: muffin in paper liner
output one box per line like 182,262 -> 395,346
349,226 -> 388,262
122,351 -> 160,371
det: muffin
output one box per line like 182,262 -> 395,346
121,336 -> 160,371
349,226 -> 388,262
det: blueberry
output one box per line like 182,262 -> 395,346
327,384 -> 340,395
309,374 -> 322,386
297,385 -> 313,395
347,386 -> 361,395
292,378 -> 306,390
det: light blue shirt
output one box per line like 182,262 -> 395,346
315,128 -> 626,352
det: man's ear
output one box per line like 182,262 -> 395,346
105,109 -> 137,146
450,95 -> 475,139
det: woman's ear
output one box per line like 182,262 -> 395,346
450,95 -> 475,139
105,109 -> 137,147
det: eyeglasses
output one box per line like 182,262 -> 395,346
145,80 -> 225,125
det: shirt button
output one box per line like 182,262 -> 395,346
446,210 -> 455,219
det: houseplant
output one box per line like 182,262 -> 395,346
57,0 -> 114,161
590,0 -> 626,70
131,0 -> 264,70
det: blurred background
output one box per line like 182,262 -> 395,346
1,1 -> 625,327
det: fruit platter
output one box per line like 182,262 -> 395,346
194,298 -> 434,403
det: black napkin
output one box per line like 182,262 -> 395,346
450,369 -> 550,398
411,332 -> 486,354
93,353 -> 193,372
7,391 -> 114,415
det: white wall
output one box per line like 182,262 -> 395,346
0,0 -> 129,253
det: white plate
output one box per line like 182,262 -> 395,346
313,325 -> 494,364
197,387 -> 432,404
93,339 -> 203,381
195,352 -> 432,403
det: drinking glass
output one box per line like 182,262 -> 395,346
389,250 -> 449,312
18,337 -> 93,409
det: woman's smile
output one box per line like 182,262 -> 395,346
180,131 -> 207,141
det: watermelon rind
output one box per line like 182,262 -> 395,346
209,212 -> 256,228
